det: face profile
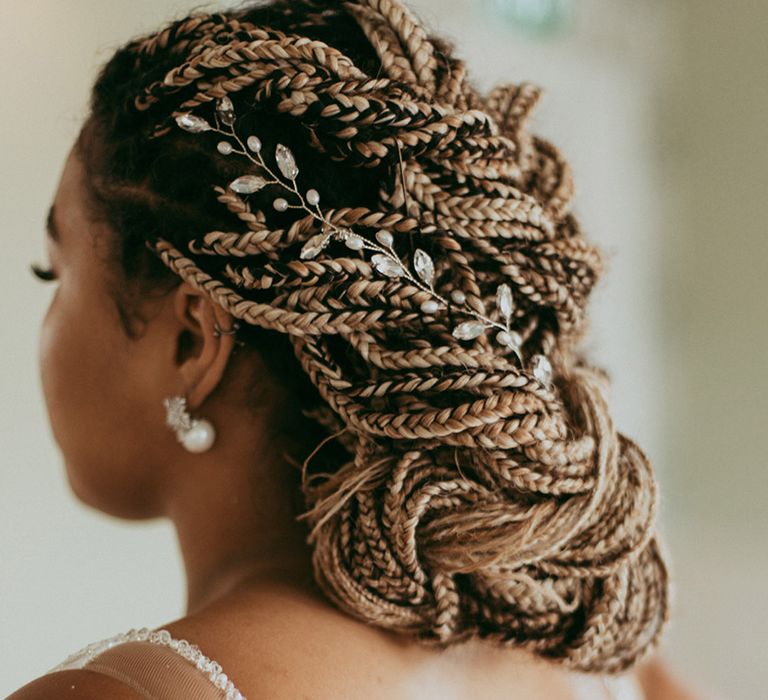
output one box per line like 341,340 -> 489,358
36,147 -> 167,519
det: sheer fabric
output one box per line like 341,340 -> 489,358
47,629 -> 243,700
81,641 -> 226,699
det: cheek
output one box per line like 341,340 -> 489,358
39,292 -> 115,452
38,292 -> 164,518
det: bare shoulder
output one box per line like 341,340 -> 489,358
5,669 -> 145,700
157,582 -> 590,700
159,583 -> 408,699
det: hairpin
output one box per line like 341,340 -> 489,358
173,97 -> 553,389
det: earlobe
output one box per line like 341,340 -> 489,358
171,283 -> 237,411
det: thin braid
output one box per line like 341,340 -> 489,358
79,0 -> 670,674
342,2 -> 430,94
352,0 -> 438,93
125,13 -> 226,59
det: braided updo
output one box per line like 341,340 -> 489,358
76,0 -> 668,674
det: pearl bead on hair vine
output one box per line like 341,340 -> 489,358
173,96 -> 554,390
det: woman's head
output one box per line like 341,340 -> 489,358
40,0 -> 667,673
38,145 -> 304,519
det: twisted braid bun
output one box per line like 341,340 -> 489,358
79,0 -> 668,673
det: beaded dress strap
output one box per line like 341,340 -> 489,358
47,626 -> 246,700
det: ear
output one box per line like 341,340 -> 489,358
171,282 -> 238,411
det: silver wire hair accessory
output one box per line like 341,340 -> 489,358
174,97 -> 554,389
163,395 -> 216,453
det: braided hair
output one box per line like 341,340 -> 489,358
75,0 -> 668,674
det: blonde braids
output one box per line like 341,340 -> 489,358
84,0 -> 669,674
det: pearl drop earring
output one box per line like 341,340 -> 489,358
163,395 -> 216,453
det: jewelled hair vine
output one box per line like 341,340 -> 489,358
174,96 -> 553,389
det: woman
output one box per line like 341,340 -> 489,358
8,1 -> 698,698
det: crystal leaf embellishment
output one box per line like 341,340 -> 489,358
275,144 -> 299,180
531,354 -> 553,386
170,98 -> 532,365
371,253 -> 405,278
229,175 -> 267,194
452,321 -> 486,340
496,283 -> 514,325
176,113 -> 212,133
413,249 -> 435,287
216,96 -> 235,126
300,232 -> 332,260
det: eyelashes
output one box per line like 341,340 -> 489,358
30,262 -> 57,282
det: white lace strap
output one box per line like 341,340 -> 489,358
48,627 -> 246,700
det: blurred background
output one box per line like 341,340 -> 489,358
0,1 -> 765,698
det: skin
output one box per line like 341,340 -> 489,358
37,146 -> 317,614
8,146 -> 702,699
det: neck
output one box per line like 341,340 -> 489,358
165,416 -> 316,615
